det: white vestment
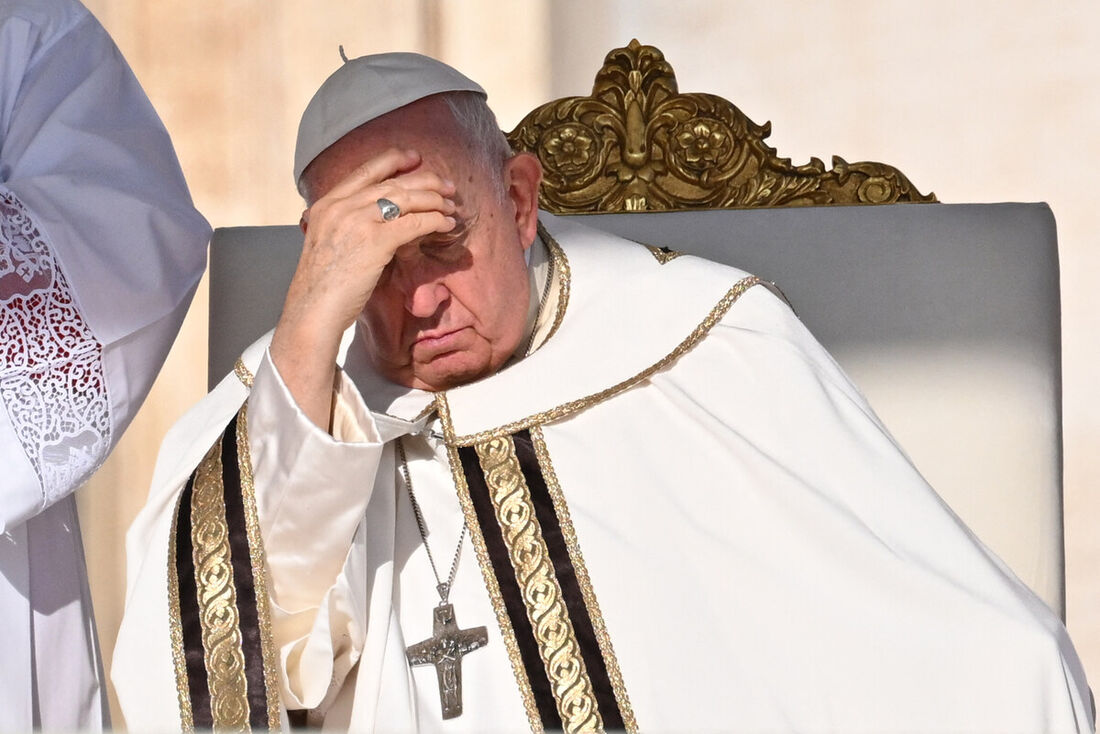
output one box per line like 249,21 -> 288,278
115,214 -> 1092,733
0,0 -> 210,728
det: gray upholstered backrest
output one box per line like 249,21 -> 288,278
209,202 -> 1064,616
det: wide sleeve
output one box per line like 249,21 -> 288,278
246,352 -> 385,711
0,1 -> 210,532
113,344 -> 388,728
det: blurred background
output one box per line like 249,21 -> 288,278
77,0 -> 1099,723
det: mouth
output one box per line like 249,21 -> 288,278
413,327 -> 469,356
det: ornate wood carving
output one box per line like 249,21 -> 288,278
506,40 -> 936,213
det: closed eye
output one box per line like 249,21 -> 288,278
419,215 -> 475,260
420,233 -> 463,250
420,235 -> 464,257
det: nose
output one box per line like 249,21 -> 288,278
389,258 -> 450,318
405,280 -> 450,318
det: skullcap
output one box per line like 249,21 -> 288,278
294,52 -> 486,187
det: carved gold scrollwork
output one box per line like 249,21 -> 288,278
506,40 -> 936,212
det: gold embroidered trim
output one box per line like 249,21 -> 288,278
475,436 -> 603,733
167,494 -> 195,732
440,275 -> 764,446
530,426 -> 638,732
643,243 -> 684,264
536,222 -> 571,346
440,441 -> 544,732
234,358 -> 255,388
191,438 -> 251,729
235,405 -> 282,729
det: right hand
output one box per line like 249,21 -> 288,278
269,148 -> 456,429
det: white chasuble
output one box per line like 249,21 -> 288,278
0,0 -> 210,729
115,214 -> 1092,733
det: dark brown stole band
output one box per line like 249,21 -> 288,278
171,413 -> 277,729
458,429 -> 626,730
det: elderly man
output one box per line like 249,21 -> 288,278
114,53 -> 1092,732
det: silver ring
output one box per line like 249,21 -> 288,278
377,197 -> 401,222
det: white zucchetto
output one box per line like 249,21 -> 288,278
294,52 -> 486,187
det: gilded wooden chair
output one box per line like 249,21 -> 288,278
208,41 -> 1064,617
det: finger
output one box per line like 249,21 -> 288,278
324,147 -> 421,200
367,190 -> 456,222
327,210 -> 456,272
379,210 -> 458,241
308,202 -> 455,260
357,173 -> 455,213
325,169 -> 456,222
385,168 -> 456,197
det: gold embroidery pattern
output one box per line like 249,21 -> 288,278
530,426 -> 638,732
441,441 -> 545,732
168,494 -> 195,731
235,405 -> 282,730
234,358 -> 254,388
536,222 -> 571,345
475,436 -> 603,733
191,438 -> 251,729
441,275 -> 763,446
643,243 -> 684,264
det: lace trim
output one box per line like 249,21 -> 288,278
0,189 -> 110,506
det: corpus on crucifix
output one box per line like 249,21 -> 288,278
406,602 -> 489,719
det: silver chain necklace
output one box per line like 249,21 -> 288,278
395,437 -> 467,601
397,437 -> 487,719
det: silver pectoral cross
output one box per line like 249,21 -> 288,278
405,602 -> 488,719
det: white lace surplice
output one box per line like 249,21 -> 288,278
1,191 -> 110,510
0,0 -> 210,729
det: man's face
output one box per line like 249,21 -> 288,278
304,97 -> 541,391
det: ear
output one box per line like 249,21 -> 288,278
503,152 -> 542,250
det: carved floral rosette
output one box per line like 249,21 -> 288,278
506,40 -> 936,213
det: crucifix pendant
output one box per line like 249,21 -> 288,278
406,602 -> 488,719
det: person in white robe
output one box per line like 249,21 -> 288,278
114,53 -> 1093,732
0,0 -> 210,728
